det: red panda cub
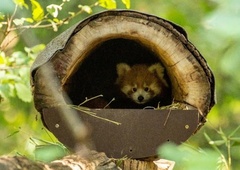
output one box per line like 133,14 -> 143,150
116,63 -> 169,105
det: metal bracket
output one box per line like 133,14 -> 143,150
43,108 -> 199,159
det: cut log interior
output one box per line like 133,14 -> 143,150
30,10 -> 216,159
64,38 -> 172,108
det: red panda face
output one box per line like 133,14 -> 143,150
116,63 -> 168,104
121,82 -> 161,104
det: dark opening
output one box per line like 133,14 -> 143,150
129,148 -> 133,153
66,38 -> 172,109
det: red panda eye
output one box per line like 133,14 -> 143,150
132,87 -> 137,92
144,87 -> 149,92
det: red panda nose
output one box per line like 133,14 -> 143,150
138,95 -> 144,102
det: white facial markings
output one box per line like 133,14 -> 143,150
121,85 -> 132,97
131,88 -> 151,104
121,83 -> 162,104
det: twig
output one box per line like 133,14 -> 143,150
164,110 -> 171,126
38,63 -> 89,155
9,2 -> 99,32
69,105 -> 121,125
78,94 -> 104,106
104,97 -> 115,109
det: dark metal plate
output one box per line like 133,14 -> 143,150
43,108 -> 199,159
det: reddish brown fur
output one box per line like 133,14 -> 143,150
116,63 -> 168,105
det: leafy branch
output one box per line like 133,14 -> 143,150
0,0 -> 130,103
204,126 -> 240,170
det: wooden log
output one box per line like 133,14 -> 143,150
0,153 -> 169,170
30,10 -> 215,161
31,10 -> 215,118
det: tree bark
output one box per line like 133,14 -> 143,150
0,152 -> 170,170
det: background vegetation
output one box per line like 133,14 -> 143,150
0,0 -> 239,169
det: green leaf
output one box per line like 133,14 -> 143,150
204,132 -> 224,156
82,5 -> 92,14
98,0 -> 116,9
230,137 -> 240,143
68,12 -> 75,17
30,0 -> 44,21
2,74 -> 22,82
48,19 -> 58,32
25,18 -> 34,23
122,0 -> 130,9
13,18 -> 34,26
46,4 -> 62,18
18,67 -> 30,81
209,140 -> 225,146
6,130 -> 20,138
0,53 -> 6,64
11,51 -> 27,65
13,18 -> 25,26
158,142 -> 219,170
13,0 -> 28,9
35,144 -> 68,162
0,84 -> 15,99
30,44 -> 45,54
14,83 -> 32,102
0,12 -> 5,20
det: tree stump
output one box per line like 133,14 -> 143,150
30,10 -> 215,169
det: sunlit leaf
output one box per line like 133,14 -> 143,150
98,0 -> 116,9
3,74 -> 22,82
0,54 -> 6,64
18,67 -> 30,81
122,0 -> 130,9
13,0 -> 28,9
0,83 -> 16,98
15,83 -> 32,102
68,11 -> 75,17
82,5 -> 92,14
47,4 -> 62,18
13,18 -> 34,26
48,19 -> 58,32
30,44 -> 45,54
11,51 -> 27,65
25,18 -> 34,23
0,84 -> 8,99
13,18 -> 25,26
30,0 -> 44,21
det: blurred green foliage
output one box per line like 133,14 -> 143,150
0,0 -> 129,161
0,0 -> 240,169
158,142 -> 220,170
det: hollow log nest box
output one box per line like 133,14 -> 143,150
30,10 -> 215,159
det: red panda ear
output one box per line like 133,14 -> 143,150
148,63 -> 169,87
116,63 -> 131,76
